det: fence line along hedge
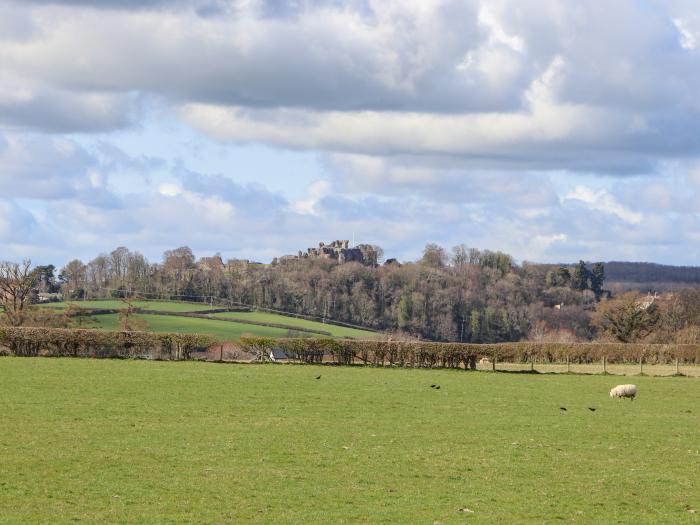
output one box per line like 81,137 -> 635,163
238,337 -> 700,368
0,327 -> 219,360
2,330 -> 699,368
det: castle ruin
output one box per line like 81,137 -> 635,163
279,240 -> 380,266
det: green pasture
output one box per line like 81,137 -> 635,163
39,300 -> 379,340
42,300 -> 217,312
211,311 -> 379,339
1,358 -> 698,524
91,313 -> 294,340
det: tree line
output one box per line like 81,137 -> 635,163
0,244 -> 595,342
4,243 -> 700,345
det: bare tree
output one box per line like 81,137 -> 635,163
0,260 -> 39,326
118,297 -> 148,331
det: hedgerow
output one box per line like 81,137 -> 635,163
237,337 -> 700,367
0,327 -> 218,360
2,331 -> 699,367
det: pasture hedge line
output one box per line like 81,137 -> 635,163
239,337 -> 700,367
3,329 -> 699,367
0,327 -> 218,360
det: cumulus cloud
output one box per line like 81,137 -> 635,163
325,153 -> 559,207
1,0 -> 698,171
564,186 -> 644,225
2,157 -> 700,265
290,180 -> 331,216
0,133 -> 124,205
2,0 -> 700,264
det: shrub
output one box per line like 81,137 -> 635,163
244,339 -> 700,368
0,327 -> 218,360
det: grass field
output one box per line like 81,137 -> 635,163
42,300 -> 218,312
92,313 -> 295,340
1,359 -> 698,524
212,311 -> 379,339
40,300 -> 379,340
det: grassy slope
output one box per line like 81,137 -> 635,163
41,300 -> 379,339
1,359 -> 698,524
92,313 -> 294,340
42,300 -> 217,312
212,311 -> 378,339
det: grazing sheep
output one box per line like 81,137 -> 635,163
610,384 -> 637,400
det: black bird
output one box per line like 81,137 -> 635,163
430,384 -> 436,388
559,407 -> 567,411
435,386 -> 441,390
588,407 -> 597,412
315,375 -> 321,380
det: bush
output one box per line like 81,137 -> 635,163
238,339 -> 700,368
4,329 -> 699,368
0,327 -> 219,360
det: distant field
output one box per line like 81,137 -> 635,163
40,300 -> 380,340
92,313 -> 295,340
42,300 -> 217,312
1,358 -> 698,523
212,311 -> 378,339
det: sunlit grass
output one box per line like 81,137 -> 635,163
212,311 -> 379,339
92,313 -> 293,340
1,358 -> 698,524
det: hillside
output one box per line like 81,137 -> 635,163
41,300 -> 381,341
602,261 -> 700,291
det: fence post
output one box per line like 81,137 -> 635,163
492,356 -> 496,372
676,357 -> 680,375
639,355 -> 643,375
219,344 -> 224,363
530,355 -> 534,372
566,355 -> 570,374
602,356 -> 607,374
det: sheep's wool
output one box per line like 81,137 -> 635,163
610,384 -> 637,399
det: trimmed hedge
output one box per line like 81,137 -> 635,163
0,327 -> 219,360
3,330 -> 699,368
239,337 -> 700,368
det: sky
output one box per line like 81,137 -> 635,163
2,0 -> 700,266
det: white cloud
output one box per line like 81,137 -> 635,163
2,0 -> 700,265
564,185 -> 643,225
290,180 -> 331,216
673,18 -> 697,50
180,99 -> 635,168
531,233 -> 567,249
478,3 -> 524,52
157,183 -> 182,197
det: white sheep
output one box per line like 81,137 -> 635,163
610,384 -> 637,400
